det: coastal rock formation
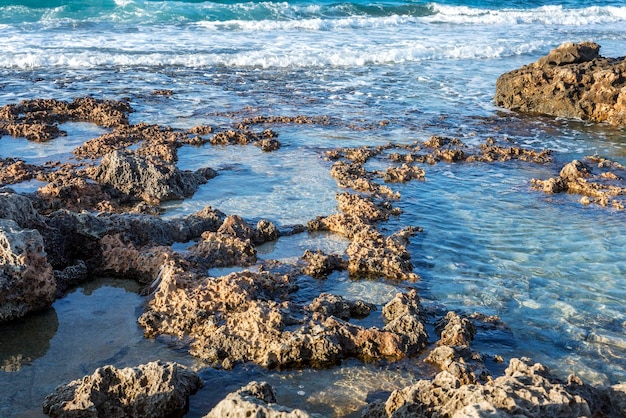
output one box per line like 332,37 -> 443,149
42,361 -> 202,418
0,97 -> 132,142
0,219 -> 55,322
205,381 -> 321,418
494,42 -> 626,125
92,150 -> 216,204
138,260 -> 428,369
362,358 -> 592,417
531,157 -> 626,209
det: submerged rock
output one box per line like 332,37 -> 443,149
205,381 -> 321,418
0,219 -> 56,322
495,42 -> 626,125
42,361 -> 202,418
532,157 -> 626,209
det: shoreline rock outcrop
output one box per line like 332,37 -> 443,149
495,41 -> 626,126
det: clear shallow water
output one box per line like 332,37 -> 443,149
0,0 -> 626,416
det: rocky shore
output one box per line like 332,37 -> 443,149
1,43 -> 626,417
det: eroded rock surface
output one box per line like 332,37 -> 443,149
532,157 -> 626,209
42,361 -> 202,418
363,358 -> 593,417
205,381 -> 321,418
0,219 -> 55,322
495,42 -> 626,125
138,260 -> 428,369
92,150 -> 216,204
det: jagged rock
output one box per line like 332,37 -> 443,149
309,293 -> 375,320
531,158 -> 626,209
382,290 -> 428,355
54,260 -> 88,296
346,226 -> 420,281
0,191 -> 43,228
139,263 -> 424,368
363,358 -> 592,418
434,311 -> 476,347
0,219 -> 56,322
301,250 -> 346,279
92,150 -> 215,204
495,42 -> 626,125
255,219 -> 280,243
189,231 -> 257,267
204,381 -> 320,418
42,361 -> 202,418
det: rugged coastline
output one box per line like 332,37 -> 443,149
1,43 -> 626,417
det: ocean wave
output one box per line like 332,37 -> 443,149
0,41 -> 546,70
1,1 -> 625,27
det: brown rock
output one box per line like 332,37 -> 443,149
204,381 -> 321,418
0,219 -> 56,322
42,361 -> 202,418
364,358 -> 592,418
495,42 -> 626,125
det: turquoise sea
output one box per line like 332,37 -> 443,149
1,0 -> 625,416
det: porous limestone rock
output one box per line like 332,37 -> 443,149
92,150 -> 215,204
204,381 -> 321,418
363,358 -> 592,418
0,219 -> 55,322
42,361 -> 202,418
495,42 -> 626,126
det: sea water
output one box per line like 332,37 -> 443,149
0,0 -> 625,416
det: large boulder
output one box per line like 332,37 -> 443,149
495,42 -> 626,125
0,219 -> 55,322
42,361 -> 202,418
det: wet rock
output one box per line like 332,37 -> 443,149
434,311 -> 476,347
363,358 -> 592,418
0,219 -> 56,322
139,264 -> 423,368
255,219 -> 280,243
424,312 -> 487,385
256,138 -> 282,152
531,157 -> 626,209
204,381 -> 321,418
301,249 -> 346,279
92,150 -> 215,204
495,42 -> 626,125
0,158 -> 38,185
54,260 -> 88,296
309,293 -> 376,321
42,361 -> 202,418
209,128 -> 277,146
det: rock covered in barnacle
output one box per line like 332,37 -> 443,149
42,361 -> 202,418
494,42 -> 626,125
204,381 -> 321,418
0,219 -> 56,322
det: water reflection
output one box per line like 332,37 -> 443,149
0,309 -> 58,373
